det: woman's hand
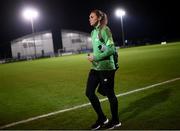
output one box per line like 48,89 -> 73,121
87,54 -> 94,62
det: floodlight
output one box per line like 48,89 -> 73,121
23,8 -> 38,20
115,9 -> 125,18
115,8 -> 126,46
22,7 -> 39,58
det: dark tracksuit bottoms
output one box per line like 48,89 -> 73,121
86,69 -> 119,121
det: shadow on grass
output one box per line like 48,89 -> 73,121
120,88 -> 171,122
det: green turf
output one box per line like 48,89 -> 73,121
0,42 -> 180,129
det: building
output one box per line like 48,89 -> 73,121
11,31 -> 54,59
11,30 -> 92,59
61,29 -> 92,54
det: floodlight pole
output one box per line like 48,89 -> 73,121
120,15 -> 125,47
23,8 -> 38,58
30,17 -> 37,58
115,9 -> 126,47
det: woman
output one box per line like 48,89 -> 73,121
86,9 -> 121,130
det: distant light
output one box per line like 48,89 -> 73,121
161,41 -> 167,45
66,33 -> 76,37
115,9 -> 126,17
22,39 -> 27,43
23,8 -> 38,20
44,33 -> 52,37
125,40 -> 128,43
87,37 -> 92,42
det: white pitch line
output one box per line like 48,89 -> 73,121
0,77 -> 180,129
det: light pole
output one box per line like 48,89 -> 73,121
23,8 -> 38,58
115,9 -> 126,47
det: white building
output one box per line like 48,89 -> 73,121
11,30 -> 92,59
11,31 -> 54,59
61,29 -> 92,54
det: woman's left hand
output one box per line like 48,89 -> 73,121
87,55 -> 94,62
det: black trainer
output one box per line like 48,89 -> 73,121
105,120 -> 121,129
91,117 -> 109,130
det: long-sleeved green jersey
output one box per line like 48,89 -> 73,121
91,25 -> 115,70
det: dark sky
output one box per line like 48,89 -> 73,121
0,0 -> 179,58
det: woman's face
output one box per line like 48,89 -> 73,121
89,12 -> 99,27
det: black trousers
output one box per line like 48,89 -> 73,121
86,69 -> 119,121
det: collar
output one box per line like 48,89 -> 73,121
95,23 -> 100,30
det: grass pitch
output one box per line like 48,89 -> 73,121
0,42 -> 180,129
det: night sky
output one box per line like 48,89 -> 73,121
0,0 -> 179,58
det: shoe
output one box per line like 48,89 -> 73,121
91,117 -> 109,130
105,120 -> 121,129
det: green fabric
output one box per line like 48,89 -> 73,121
91,25 -> 115,70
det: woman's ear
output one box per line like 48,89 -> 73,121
98,16 -> 102,21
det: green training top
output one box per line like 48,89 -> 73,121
91,25 -> 115,70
